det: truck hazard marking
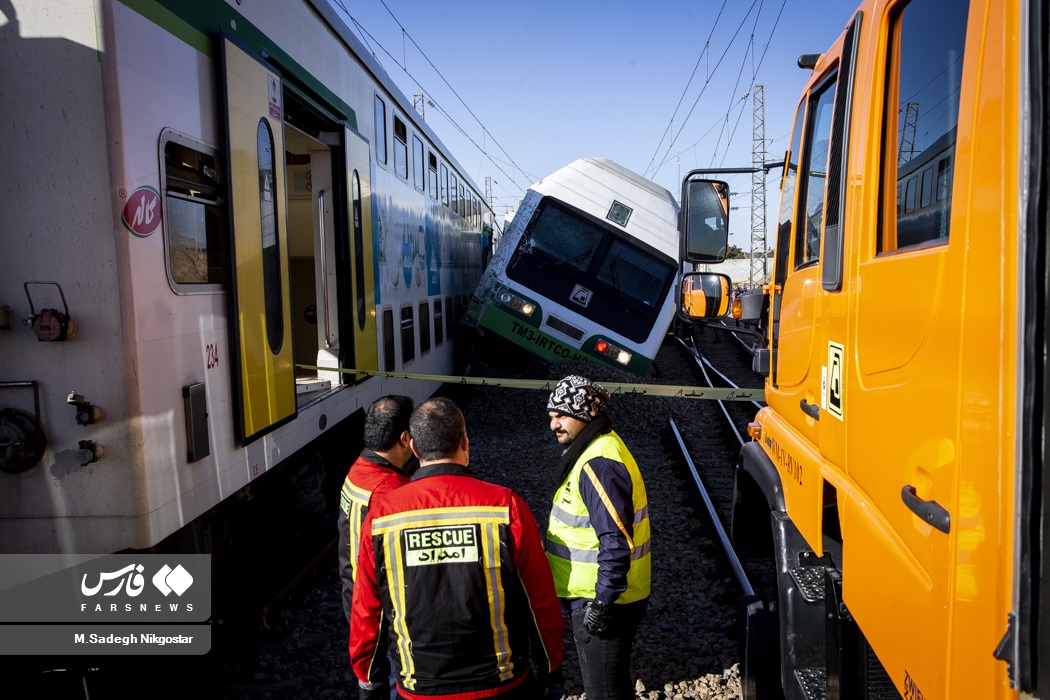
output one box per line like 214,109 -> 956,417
826,341 -> 844,420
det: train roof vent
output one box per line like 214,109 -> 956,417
544,315 -> 585,341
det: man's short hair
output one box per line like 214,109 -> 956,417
363,395 -> 414,452
409,397 -> 465,462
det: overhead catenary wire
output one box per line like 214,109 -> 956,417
649,0 -> 788,177
331,0 -> 531,194
643,0 -> 729,178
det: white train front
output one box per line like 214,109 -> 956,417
0,0 -> 490,553
463,158 -> 680,376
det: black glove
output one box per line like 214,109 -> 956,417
542,667 -> 564,700
582,600 -> 611,636
358,680 -> 389,700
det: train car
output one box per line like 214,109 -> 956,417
0,0 -> 491,554
462,158 -> 680,376
678,0 -> 1047,698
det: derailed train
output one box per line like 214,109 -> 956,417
0,0 -> 490,554
461,158 -> 681,377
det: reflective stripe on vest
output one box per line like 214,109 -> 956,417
545,431 -> 651,603
341,478 -> 373,582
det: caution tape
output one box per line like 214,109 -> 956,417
296,365 -> 764,402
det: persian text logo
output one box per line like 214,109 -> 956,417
82,564 -> 146,597
80,564 -> 194,598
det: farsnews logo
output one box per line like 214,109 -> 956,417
79,563 -> 197,614
81,563 -> 194,598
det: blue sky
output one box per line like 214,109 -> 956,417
330,0 -> 855,248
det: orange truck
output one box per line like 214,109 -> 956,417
679,0 -> 1047,697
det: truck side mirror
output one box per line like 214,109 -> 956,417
680,178 -> 730,264
679,272 -> 732,319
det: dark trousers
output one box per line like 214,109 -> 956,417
570,599 -> 648,700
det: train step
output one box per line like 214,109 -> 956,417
794,667 -> 827,700
789,564 -> 826,604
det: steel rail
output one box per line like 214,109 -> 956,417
668,418 -> 753,598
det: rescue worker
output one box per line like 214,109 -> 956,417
543,376 -> 650,700
338,395 -> 417,699
351,397 -> 564,700
338,395 -> 416,619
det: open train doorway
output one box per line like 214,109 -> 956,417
283,90 -> 345,404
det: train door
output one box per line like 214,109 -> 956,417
841,0 -> 968,693
342,127 -> 378,380
220,36 -> 296,442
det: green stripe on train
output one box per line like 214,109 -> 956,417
477,305 -> 655,375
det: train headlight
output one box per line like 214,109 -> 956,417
497,290 -> 535,317
596,340 -> 609,353
616,350 -> 631,365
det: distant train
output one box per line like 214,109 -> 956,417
0,0 -> 490,554
461,158 -> 680,376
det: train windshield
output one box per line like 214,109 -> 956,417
509,198 -> 676,342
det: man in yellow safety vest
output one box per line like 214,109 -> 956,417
544,375 -> 650,700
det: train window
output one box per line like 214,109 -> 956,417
879,0 -> 967,252
440,163 -> 449,206
374,96 -> 387,166
445,295 -> 454,336
400,304 -> 415,365
428,152 -> 439,200
383,308 -> 395,371
526,203 -> 602,271
905,177 -> 916,213
393,116 -> 408,180
434,299 -> 444,346
450,173 -> 459,215
162,132 -> 228,289
920,166 -> 933,208
597,239 -> 668,308
795,74 -> 837,269
459,184 -> 466,219
419,301 -> 431,355
257,119 -> 285,355
412,136 -> 425,192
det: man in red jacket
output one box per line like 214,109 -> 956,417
339,395 -> 418,700
351,397 -> 564,700
338,395 -> 417,621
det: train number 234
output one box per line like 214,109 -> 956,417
206,343 -> 220,369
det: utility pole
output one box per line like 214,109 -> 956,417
485,177 -> 495,209
413,93 -> 425,120
899,101 -> 920,164
750,84 -> 767,287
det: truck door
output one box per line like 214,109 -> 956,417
843,0 -> 968,695
221,35 -> 296,442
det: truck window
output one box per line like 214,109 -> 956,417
795,75 -> 837,269
774,104 -> 804,287
879,0 -> 967,252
